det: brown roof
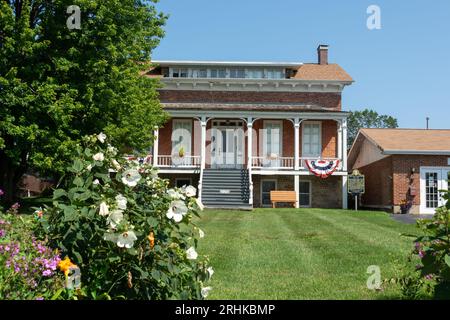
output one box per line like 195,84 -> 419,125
359,128 -> 450,153
293,64 -> 353,82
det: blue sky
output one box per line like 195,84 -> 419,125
153,0 -> 450,129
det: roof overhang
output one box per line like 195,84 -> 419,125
152,60 -> 303,68
382,150 -> 450,155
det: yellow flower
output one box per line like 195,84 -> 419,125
148,231 -> 155,249
58,257 -> 77,277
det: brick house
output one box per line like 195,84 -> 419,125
348,129 -> 450,214
145,45 -> 354,209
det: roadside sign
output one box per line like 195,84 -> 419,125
348,170 -> 365,211
348,170 -> 365,195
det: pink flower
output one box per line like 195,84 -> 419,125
0,189 -> 4,196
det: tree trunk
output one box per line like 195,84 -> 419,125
0,150 -> 26,206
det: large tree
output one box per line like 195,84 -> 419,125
0,0 -> 168,202
347,109 -> 398,148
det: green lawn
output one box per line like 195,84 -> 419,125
195,208 -> 419,300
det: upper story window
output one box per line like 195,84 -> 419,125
229,68 -> 246,79
171,68 -> 188,78
210,69 -> 226,78
247,69 -> 263,79
167,67 -> 286,79
192,69 -> 207,78
266,69 -> 284,79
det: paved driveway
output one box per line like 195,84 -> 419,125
390,214 -> 434,224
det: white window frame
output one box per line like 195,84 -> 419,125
298,180 -> 312,208
175,178 -> 192,188
262,120 -> 283,157
302,121 -> 322,158
261,179 -> 278,208
171,119 -> 192,156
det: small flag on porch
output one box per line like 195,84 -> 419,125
305,159 -> 340,179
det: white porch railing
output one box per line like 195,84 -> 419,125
157,155 -> 201,168
251,156 -> 295,170
251,156 -> 342,171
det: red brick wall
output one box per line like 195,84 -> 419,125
392,155 -> 449,206
158,119 -> 172,155
159,90 -> 342,110
358,157 -> 393,208
283,120 -> 294,157
321,120 -> 337,158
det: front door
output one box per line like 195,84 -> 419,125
211,121 -> 244,169
420,167 -> 450,214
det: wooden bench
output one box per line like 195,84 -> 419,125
270,191 -> 297,208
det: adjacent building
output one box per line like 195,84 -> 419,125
146,45 -> 354,209
348,128 -> 450,214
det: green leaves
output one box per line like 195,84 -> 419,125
445,255 -> 450,268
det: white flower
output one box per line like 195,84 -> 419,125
186,247 -> 198,260
97,133 -> 107,143
167,188 -> 185,200
184,185 -> 197,197
198,228 -> 205,239
107,145 -> 117,156
195,198 -> 205,211
207,267 -> 214,278
201,287 -> 212,298
121,169 -> 141,187
99,202 -> 109,216
93,179 -> 100,185
107,210 -> 124,229
93,152 -> 104,162
111,159 -> 121,171
117,231 -> 137,249
166,200 -> 188,223
86,164 -> 93,171
115,194 -> 127,210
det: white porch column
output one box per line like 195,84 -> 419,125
337,120 -> 343,162
342,175 -> 348,209
247,117 -> 254,205
198,117 -> 207,203
294,118 -> 300,170
294,175 -> 300,208
200,117 -> 207,170
153,127 -> 159,167
342,118 -> 348,172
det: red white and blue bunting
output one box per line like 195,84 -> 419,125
305,159 -> 340,179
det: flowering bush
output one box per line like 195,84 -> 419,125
413,198 -> 450,284
0,212 -> 64,300
391,190 -> 450,299
39,134 -> 212,299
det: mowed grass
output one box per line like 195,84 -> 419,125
195,208 -> 419,300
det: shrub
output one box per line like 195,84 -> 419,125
0,212 -> 64,300
39,134 -> 212,300
392,190 -> 450,299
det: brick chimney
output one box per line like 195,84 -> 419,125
317,45 -> 329,65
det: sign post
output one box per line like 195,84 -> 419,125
348,169 -> 365,211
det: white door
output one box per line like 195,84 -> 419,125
420,167 -> 450,214
262,121 -> 282,167
211,126 -> 244,168
171,119 -> 192,166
